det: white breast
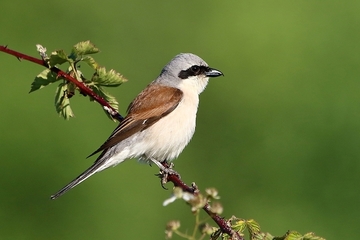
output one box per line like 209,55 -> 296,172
142,87 -> 199,161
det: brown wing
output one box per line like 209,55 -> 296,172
87,84 -> 183,158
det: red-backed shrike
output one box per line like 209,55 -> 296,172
51,53 -> 223,199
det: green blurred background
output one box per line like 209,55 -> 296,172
1,1 -> 359,239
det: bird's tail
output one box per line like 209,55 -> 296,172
50,156 -> 108,200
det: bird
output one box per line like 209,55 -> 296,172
50,53 -> 223,199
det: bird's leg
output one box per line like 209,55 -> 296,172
149,158 -> 181,189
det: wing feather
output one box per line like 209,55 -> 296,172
87,85 -> 183,158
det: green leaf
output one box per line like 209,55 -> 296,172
55,82 -> 74,120
92,67 -> 127,87
221,233 -> 230,240
82,56 -> 99,70
273,231 -> 326,240
302,232 -> 326,240
246,219 -> 261,234
48,50 -> 69,67
259,232 -> 275,240
231,219 -> 247,233
90,85 -> 119,120
72,40 -> 99,56
30,69 -> 59,93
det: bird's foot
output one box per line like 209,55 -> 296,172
149,159 -> 181,189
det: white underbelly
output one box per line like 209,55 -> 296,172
140,94 -> 198,161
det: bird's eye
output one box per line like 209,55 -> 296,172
191,65 -> 200,74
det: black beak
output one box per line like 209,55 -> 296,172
205,68 -> 224,78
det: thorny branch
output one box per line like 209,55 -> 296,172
0,45 -> 123,121
0,45 -> 242,239
162,162 -> 243,239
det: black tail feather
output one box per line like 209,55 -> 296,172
50,156 -> 107,200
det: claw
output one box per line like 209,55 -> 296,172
150,158 -> 181,189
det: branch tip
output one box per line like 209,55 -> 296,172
160,164 -> 243,239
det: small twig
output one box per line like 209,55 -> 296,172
0,45 -> 124,121
161,163 -> 243,239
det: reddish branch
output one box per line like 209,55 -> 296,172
0,45 -> 242,239
164,163 -> 242,239
0,45 -> 124,121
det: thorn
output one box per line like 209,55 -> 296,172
16,56 -> 22,62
